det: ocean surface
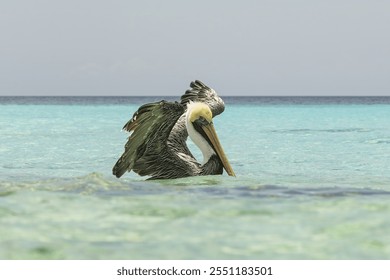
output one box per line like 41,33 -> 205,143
1,96 -> 389,259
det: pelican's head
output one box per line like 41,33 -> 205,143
186,102 -> 235,177
188,102 -> 213,123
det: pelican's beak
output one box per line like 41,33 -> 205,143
201,123 -> 236,177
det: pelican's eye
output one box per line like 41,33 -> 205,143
195,116 -> 210,126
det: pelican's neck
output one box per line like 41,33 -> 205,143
185,109 -> 215,164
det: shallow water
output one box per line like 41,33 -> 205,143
1,96 -> 390,259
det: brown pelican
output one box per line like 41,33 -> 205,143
112,80 -> 235,180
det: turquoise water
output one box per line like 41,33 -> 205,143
1,96 -> 390,259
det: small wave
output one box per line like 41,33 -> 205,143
1,174 -> 389,199
0,173 -> 130,194
365,139 -> 390,145
214,185 -> 390,199
269,128 -> 371,134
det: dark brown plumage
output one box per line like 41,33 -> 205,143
112,80 -> 234,180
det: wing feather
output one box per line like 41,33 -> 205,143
112,101 -> 184,178
180,80 -> 225,117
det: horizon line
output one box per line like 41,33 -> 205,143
1,95 -> 390,98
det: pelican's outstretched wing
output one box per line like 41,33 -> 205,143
180,80 -> 225,117
112,101 -> 184,178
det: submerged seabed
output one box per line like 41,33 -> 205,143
1,173 -> 390,259
1,96 -> 390,259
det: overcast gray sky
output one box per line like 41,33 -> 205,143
1,0 -> 389,96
